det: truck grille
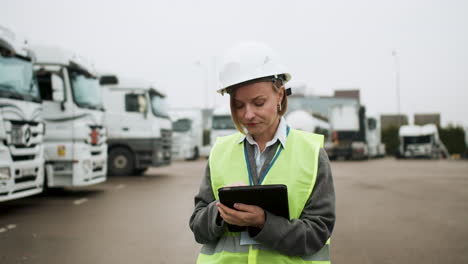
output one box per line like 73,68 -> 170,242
6,120 -> 44,162
161,129 -> 172,161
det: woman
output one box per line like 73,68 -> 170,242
189,41 -> 335,263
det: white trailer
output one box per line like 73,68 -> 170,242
326,104 -> 385,160
33,46 -> 107,187
209,106 -> 237,152
0,26 -> 45,201
169,108 -> 208,161
100,75 -> 172,175
285,110 -> 331,139
397,124 -> 448,159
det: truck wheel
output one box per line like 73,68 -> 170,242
108,148 -> 134,176
134,168 -> 147,175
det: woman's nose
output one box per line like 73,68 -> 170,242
244,105 -> 255,120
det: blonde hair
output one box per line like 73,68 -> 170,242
228,79 -> 288,134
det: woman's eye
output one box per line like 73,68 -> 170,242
254,102 -> 265,107
234,103 -> 244,109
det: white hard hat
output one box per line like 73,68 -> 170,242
217,41 -> 291,94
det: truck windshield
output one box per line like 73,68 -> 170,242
212,115 -> 235,130
69,69 -> 103,110
0,54 -> 40,101
404,135 -> 432,144
150,93 -> 169,118
173,118 -> 192,132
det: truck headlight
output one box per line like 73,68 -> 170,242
0,167 -> 11,181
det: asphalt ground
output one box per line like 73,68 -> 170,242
0,158 -> 467,264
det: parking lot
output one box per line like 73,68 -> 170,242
1,158 -> 467,264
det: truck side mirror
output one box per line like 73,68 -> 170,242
138,95 -> 148,119
99,75 -> 118,85
51,74 -> 65,102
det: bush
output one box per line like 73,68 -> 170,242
381,126 -> 399,156
438,125 -> 466,155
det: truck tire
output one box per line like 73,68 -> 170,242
108,148 -> 134,176
134,168 -> 147,175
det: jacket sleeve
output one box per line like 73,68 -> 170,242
250,148 -> 336,256
189,161 -> 226,244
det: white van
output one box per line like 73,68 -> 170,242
0,26 -> 45,201
33,46 -> 107,187
100,75 -> 172,175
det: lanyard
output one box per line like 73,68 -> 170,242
243,126 -> 290,185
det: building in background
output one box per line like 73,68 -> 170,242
414,113 -> 441,126
380,114 -> 409,130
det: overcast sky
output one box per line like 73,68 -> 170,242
2,0 -> 467,126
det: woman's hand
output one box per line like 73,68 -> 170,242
217,202 -> 266,229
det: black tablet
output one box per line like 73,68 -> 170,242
218,184 -> 289,232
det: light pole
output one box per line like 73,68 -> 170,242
392,50 -> 401,125
195,57 -> 218,109
195,59 -> 209,108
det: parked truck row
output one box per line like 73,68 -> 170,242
1,26 -> 172,202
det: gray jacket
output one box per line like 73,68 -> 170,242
189,140 -> 335,256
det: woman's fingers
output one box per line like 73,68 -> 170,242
217,202 -> 264,227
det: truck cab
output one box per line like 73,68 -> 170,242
209,107 -> 237,152
100,75 -> 171,176
398,124 -> 448,159
33,46 -> 107,187
0,26 -> 45,201
170,109 -> 204,161
366,116 -> 386,158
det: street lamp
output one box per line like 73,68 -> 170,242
392,50 -> 401,125
195,59 -> 209,108
195,57 -> 218,109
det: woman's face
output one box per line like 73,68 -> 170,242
232,81 -> 283,139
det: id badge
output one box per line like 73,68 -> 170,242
240,231 -> 260,245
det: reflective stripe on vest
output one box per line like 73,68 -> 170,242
198,129 -> 330,264
199,235 -> 331,262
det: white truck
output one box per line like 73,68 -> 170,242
170,108 -> 209,160
33,46 -> 107,187
397,124 -> 448,159
0,26 -> 45,201
326,104 -> 385,160
285,110 -> 331,140
210,106 -> 237,152
100,75 -> 172,175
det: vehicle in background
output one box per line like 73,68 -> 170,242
33,45 -> 107,187
366,115 -> 386,158
209,106 -> 236,152
170,108 -> 211,161
326,104 -> 385,160
397,124 -> 448,159
0,26 -> 45,201
100,75 -> 171,176
285,110 -> 331,140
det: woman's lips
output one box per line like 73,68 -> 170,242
246,123 -> 257,127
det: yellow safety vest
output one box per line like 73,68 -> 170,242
197,128 -> 331,264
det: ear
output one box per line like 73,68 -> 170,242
277,87 -> 284,104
